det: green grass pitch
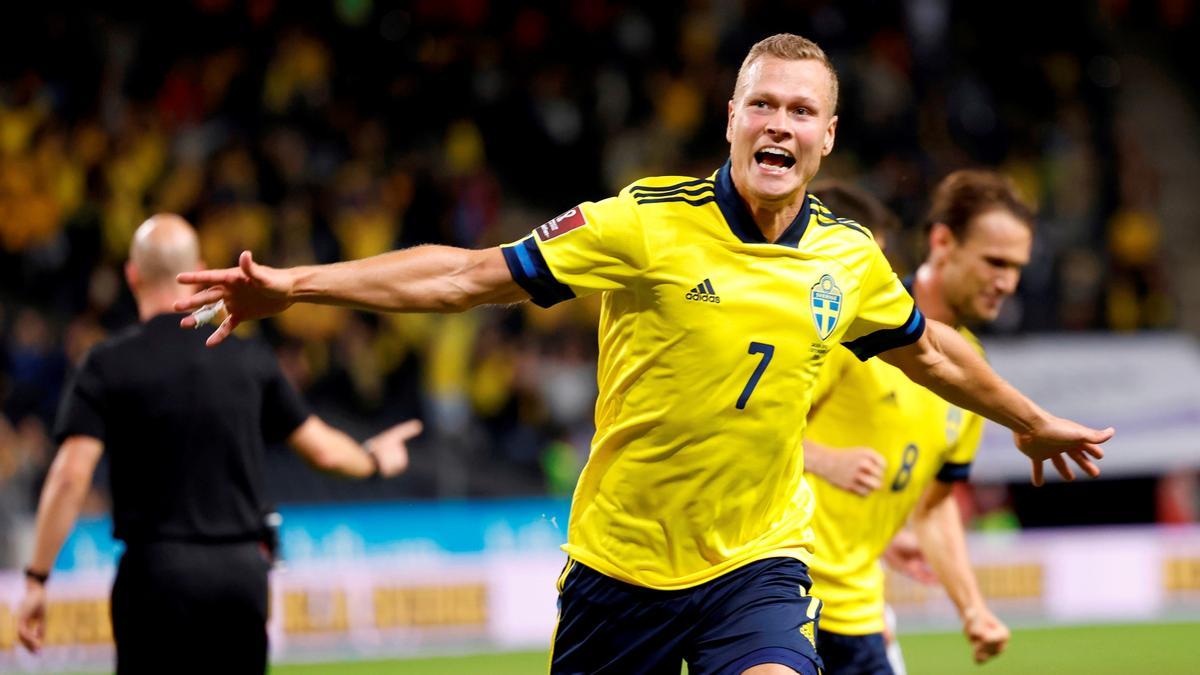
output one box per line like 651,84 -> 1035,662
269,621 -> 1200,674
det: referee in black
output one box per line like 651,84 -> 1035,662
15,214 -> 422,673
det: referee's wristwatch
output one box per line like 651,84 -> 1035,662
24,566 -> 50,585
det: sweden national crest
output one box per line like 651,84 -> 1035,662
810,274 -> 842,340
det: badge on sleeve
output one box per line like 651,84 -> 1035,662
536,207 -> 588,241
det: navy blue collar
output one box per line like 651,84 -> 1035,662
714,159 -> 810,248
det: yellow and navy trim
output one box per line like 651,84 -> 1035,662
546,559 -> 578,674
630,178 -> 716,206
843,304 -> 926,361
556,558 -> 577,593
714,160 -> 810,248
502,236 -> 576,308
810,197 -> 871,239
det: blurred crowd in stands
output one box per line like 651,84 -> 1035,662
0,1 -> 1193,562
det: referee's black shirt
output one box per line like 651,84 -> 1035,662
53,313 -> 309,544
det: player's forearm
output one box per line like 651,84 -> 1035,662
912,489 -> 987,621
287,245 -> 516,313
288,417 -> 376,479
28,459 -> 92,574
314,440 -> 376,479
895,320 -> 1044,434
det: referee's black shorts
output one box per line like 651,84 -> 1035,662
111,540 -> 270,675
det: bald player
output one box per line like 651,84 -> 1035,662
16,214 -> 422,674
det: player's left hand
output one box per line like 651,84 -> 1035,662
962,605 -> 1010,663
881,529 -> 937,584
365,419 -> 423,477
1013,414 -> 1113,486
16,582 -> 47,653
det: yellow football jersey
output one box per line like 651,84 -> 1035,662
805,329 -> 985,634
502,161 -> 924,590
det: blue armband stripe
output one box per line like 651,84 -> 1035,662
905,307 -> 923,334
501,237 -> 575,308
512,240 -> 536,278
844,305 -> 926,361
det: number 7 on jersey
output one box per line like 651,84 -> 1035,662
736,341 -> 775,409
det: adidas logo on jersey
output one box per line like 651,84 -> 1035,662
685,278 -> 721,303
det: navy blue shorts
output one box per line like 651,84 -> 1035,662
550,557 -> 822,675
818,631 -> 892,675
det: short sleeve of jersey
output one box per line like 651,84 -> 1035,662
501,190 -> 647,308
937,331 -> 986,482
257,344 -> 311,443
53,350 -> 108,444
937,411 -> 983,483
841,245 -> 925,361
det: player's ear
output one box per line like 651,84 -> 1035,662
822,115 -> 838,156
124,261 -> 140,291
726,99 -> 735,143
928,222 -> 956,259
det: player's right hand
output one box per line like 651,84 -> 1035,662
963,605 -> 1010,663
1013,413 -> 1112,486
822,447 -> 887,496
175,250 -> 294,346
16,582 -> 47,653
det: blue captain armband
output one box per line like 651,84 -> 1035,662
844,305 -> 926,361
502,236 -> 576,308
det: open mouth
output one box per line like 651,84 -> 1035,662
754,147 -> 796,172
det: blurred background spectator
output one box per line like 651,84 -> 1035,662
1,0 -> 1197,552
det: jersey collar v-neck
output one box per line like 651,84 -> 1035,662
713,159 -> 810,249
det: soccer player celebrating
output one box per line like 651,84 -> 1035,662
176,35 -> 1110,675
804,172 -> 1033,674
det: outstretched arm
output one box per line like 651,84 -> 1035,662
288,417 -> 423,479
177,246 -> 527,345
911,481 -> 1009,664
17,435 -> 104,653
879,320 -> 1113,485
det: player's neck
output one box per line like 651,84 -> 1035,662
912,263 -> 961,327
134,285 -> 191,322
744,197 -> 804,243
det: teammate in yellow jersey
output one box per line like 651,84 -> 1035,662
174,34 -> 1111,675
805,172 -> 1034,674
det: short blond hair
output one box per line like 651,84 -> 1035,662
733,33 -> 839,113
